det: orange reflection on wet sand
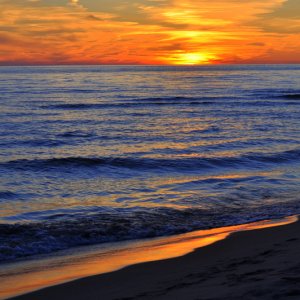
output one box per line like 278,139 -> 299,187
0,215 -> 297,300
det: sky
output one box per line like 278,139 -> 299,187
0,0 -> 299,65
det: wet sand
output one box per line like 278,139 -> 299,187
10,216 -> 300,300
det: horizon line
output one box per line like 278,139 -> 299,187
1,62 -> 300,67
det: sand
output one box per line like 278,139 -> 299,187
10,217 -> 300,300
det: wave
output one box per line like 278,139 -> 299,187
277,94 -> 300,100
42,96 -> 300,111
0,138 -> 75,148
1,148 -> 300,172
0,202 -> 299,262
252,90 -> 300,100
43,102 -> 216,110
57,130 -> 96,138
42,96 -> 226,110
0,191 -> 19,200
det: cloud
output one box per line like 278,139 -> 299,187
248,42 -> 265,47
0,0 -> 299,64
264,0 -> 300,19
251,0 -> 300,34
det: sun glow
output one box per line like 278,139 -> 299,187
169,52 -> 217,65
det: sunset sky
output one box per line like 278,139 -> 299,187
0,0 -> 300,65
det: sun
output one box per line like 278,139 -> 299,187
167,52 -> 216,65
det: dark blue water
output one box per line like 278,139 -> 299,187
1,65 -> 300,262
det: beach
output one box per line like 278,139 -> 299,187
9,216 -> 300,300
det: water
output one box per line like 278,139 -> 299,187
0,64 -> 300,263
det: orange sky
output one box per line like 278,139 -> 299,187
0,0 -> 299,65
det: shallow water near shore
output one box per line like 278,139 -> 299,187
0,215 -> 297,300
1,64 -> 300,263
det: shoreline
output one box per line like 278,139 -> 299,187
1,215 -> 298,300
